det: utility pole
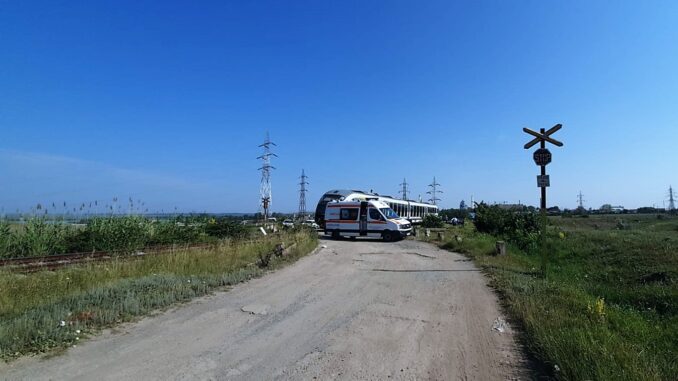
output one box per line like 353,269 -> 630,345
257,132 -> 277,222
399,178 -> 409,200
668,185 -> 676,212
427,177 -> 442,205
298,169 -> 309,219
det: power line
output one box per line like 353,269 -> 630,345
298,169 -> 309,219
257,131 -> 277,221
399,178 -> 409,200
427,176 -> 442,205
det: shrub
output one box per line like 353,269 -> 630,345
205,218 -> 248,239
84,216 -> 150,253
149,219 -> 204,245
421,214 -> 444,228
14,218 -> 71,257
474,203 -> 540,251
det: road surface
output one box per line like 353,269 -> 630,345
2,238 -> 528,380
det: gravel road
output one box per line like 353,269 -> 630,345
2,238 -> 528,380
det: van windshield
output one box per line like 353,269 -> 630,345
380,208 -> 399,219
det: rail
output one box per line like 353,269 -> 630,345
0,243 -> 217,273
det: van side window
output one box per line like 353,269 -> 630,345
369,208 -> 382,220
340,208 -> 359,220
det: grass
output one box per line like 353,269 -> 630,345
0,229 -> 318,359
422,214 -> 677,380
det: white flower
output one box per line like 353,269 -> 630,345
75,329 -> 81,334
59,320 -> 66,327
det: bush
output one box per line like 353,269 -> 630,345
14,219 -> 71,257
84,216 -> 150,253
474,203 -> 540,251
149,219 -> 204,245
204,218 -> 248,239
421,214 -> 444,228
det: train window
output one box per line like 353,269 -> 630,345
340,208 -> 359,220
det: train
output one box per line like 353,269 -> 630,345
314,189 -> 438,228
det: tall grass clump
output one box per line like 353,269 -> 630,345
0,215 -> 254,258
0,230 -> 318,358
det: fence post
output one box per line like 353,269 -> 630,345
495,241 -> 506,256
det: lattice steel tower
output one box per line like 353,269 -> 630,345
399,178 -> 409,200
298,169 -> 309,219
577,191 -> 585,209
669,185 -> 676,212
257,132 -> 277,221
427,177 -> 442,205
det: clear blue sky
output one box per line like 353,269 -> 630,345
1,1 -> 677,213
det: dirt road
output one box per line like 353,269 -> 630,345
2,238 -> 528,380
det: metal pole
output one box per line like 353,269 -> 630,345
539,128 -> 547,277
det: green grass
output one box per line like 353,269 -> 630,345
424,215 -> 677,380
0,230 -> 318,359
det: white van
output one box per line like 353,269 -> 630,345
324,199 -> 412,241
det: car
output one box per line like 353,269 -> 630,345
282,219 -> 294,228
302,219 -> 320,229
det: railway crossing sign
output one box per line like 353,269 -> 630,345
533,148 -> 552,166
523,124 -> 563,278
523,124 -> 563,149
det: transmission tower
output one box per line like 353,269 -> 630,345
257,132 -> 277,221
427,177 -> 442,205
399,178 -> 409,200
577,191 -> 585,209
668,185 -> 676,212
298,169 -> 309,219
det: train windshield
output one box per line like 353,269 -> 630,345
380,208 -> 399,219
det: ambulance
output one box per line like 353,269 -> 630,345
324,199 -> 412,241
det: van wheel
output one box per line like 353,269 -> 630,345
332,230 -> 340,239
350,236 -> 356,241
382,231 -> 394,242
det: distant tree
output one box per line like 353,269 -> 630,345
459,200 -> 467,210
439,208 -> 467,220
575,206 -> 587,215
637,207 -> 660,214
600,204 -> 613,213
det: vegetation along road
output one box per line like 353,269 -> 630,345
1,237 -> 528,380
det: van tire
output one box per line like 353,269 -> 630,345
332,230 -> 340,239
382,231 -> 394,242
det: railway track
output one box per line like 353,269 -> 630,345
0,243 -> 217,273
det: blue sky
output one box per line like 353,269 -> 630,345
1,1 -> 677,213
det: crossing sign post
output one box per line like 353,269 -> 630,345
523,124 -> 563,212
524,124 -> 563,277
